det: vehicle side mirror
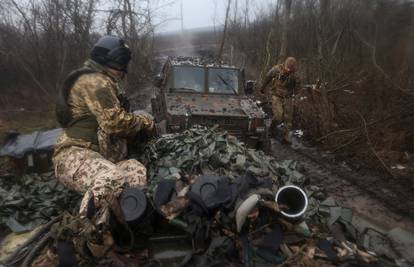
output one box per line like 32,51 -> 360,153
245,80 -> 255,95
153,74 -> 162,87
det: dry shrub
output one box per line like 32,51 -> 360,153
295,70 -> 414,180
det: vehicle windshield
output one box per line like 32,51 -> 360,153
208,68 -> 239,94
172,67 -> 205,92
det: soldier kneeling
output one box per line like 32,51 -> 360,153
53,36 -> 153,254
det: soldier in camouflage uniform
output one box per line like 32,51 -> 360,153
261,57 -> 298,142
53,36 -> 154,217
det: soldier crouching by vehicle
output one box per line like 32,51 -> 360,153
260,57 -> 298,143
53,36 -> 154,222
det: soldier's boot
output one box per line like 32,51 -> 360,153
269,120 -> 279,139
281,123 -> 292,144
282,130 -> 291,144
282,98 -> 294,144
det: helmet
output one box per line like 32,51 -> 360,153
90,36 -> 131,72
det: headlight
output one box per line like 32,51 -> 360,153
256,126 -> 265,133
170,125 -> 180,131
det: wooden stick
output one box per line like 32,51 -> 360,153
357,111 -> 396,179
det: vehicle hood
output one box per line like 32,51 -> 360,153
165,93 -> 265,118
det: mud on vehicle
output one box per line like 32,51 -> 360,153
151,56 -> 269,149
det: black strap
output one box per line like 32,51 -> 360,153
186,191 -> 210,216
240,233 -> 251,267
57,241 -> 77,267
119,93 -> 130,112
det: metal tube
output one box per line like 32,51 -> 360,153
275,185 -> 308,219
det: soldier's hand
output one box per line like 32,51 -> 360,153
140,115 -> 156,138
276,88 -> 289,98
142,114 -> 154,131
133,111 -> 155,131
146,118 -> 155,131
144,117 -> 157,138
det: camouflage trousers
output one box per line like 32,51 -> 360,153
53,146 -> 147,216
271,95 -> 294,139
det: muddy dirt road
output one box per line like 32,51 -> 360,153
271,139 -> 414,232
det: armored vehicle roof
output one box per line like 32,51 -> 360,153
167,56 -> 237,69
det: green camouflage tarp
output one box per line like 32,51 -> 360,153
140,126 -> 308,194
0,172 -> 80,233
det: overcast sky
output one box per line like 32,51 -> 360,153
155,0 -> 275,32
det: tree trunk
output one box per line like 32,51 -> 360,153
317,0 -> 332,134
244,0 -> 249,29
278,0 -> 292,63
317,0 -> 330,61
217,0 -> 232,61
233,0 -> 238,22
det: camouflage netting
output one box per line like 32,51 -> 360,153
141,125 -> 308,192
0,126 -> 412,266
0,172 -> 80,233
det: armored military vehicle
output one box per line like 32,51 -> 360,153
151,56 -> 269,148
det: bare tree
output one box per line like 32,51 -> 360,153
217,0 -> 232,60
278,0 -> 292,63
317,0 -> 330,61
0,0 -> 161,107
212,0 -> 219,38
233,0 -> 238,22
243,0 -> 249,29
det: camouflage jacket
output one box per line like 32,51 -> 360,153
54,60 -> 152,163
262,64 -> 297,97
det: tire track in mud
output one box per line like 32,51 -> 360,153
270,140 -> 414,232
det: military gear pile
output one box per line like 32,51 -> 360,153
138,126 -> 410,266
1,127 -> 412,266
